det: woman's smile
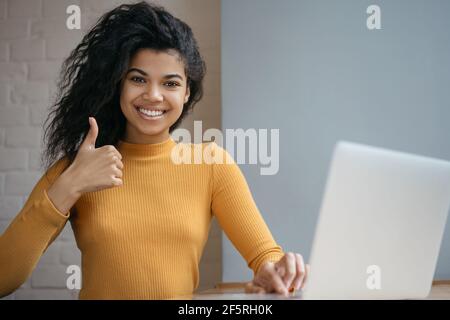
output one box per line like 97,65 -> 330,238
135,105 -> 169,120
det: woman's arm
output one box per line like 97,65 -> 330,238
46,165 -> 83,215
0,117 -> 124,297
209,143 -> 309,295
0,158 -> 76,297
209,143 -> 285,272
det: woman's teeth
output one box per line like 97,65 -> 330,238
137,107 -> 165,117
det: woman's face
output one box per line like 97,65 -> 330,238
120,48 -> 190,144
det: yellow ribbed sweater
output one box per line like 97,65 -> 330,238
0,138 -> 284,299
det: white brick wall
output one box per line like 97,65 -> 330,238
0,107 -> 29,126
0,147 -> 28,170
0,0 -> 221,300
4,172 -> 41,195
0,20 -> 29,39
10,83 -> 49,104
8,0 -> 41,18
28,61 -> 60,81
0,62 -> 27,82
5,126 -> 42,147
28,147 -> 42,170
43,0 -> 80,19
0,0 -> 83,300
0,196 -> 23,220
10,38 -> 45,61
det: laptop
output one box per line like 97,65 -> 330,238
302,141 -> 450,299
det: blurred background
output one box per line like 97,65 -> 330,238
1,0 -> 449,299
221,0 -> 450,282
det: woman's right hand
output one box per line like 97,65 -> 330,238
67,117 -> 124,194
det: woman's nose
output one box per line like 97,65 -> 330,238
143,85 -> 163,102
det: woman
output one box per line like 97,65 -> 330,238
0,1 -> 308,299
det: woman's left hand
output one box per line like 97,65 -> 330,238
245,252 -> 310,296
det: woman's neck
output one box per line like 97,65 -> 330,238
122,128 -> 170,144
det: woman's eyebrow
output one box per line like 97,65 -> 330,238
126,68 -> 184,80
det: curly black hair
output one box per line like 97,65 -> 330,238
42,1 -> 206,171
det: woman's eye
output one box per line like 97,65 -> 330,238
165,81 -> 180,87
130,77 -> 180,87
131,76 -> 145,83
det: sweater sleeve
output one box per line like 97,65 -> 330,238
209,143 -> 285,276
0,158 -> 72,297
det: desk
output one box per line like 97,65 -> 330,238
173,281 -> 450,300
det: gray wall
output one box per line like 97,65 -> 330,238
221,0 -> 450,281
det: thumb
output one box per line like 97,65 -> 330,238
81,117 -> 98,150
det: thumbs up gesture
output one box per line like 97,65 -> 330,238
69,117 -> 124,193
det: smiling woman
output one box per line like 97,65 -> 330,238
0,1 -> 307,300
40,2 -> 206,168
119,49 -> 190,144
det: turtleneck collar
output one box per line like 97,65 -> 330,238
117,136 -> 177,159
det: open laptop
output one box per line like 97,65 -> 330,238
302,141 -> 450,300
192,141 -> 450,300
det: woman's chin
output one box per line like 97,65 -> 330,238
140,129 -> 166,137
135,125 -> 169,139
